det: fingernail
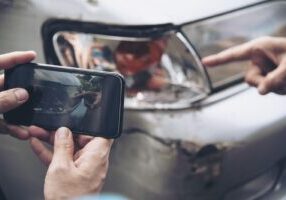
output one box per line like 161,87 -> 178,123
258,85 -> 267,95
27,50 -> 36,56
57,127 -> 69,139
14,89 -> 28,102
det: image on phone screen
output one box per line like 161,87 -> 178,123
4,64 -> 124,138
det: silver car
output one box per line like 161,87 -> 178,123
1,0 -> 286,199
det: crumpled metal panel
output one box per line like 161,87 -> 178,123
103,131 -> 224,200
103,114 -> 286,200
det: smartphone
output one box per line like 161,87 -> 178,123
4,63 -> 125,138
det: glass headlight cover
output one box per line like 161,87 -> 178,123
52,30 -> 209,109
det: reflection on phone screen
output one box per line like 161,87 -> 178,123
29,69 -> 103,132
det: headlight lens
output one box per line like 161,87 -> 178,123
52,31 -> 209,109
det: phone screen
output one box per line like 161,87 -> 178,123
4,63 -> 124,138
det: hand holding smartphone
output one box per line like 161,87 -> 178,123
4,63 -> 125,138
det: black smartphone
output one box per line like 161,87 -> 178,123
4,63 -> 125,138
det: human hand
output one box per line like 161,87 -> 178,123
202,36 -> 286,95
0,51 -> 36,139
30,127 -> 113,200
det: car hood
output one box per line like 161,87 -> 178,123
30,0 -> 265,25
90,0 -> 265,25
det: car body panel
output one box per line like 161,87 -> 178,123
0,0 -> 265,25
123,84 -> 286,145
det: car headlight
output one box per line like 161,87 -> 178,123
43,22 -> 210,110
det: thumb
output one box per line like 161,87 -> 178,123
257,60 -> 286,95
51,127 -> 74,166
0,88 -> 29,113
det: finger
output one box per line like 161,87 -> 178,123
76,138 -> 113,170
0,88 -> 29,113
251,48 -> 276,74
6,124 -> 29,140
73,135 -> 95,161
258,62 -> 286,95
0,74 -> 4,90
52,127 -> 74,166
30,137 -> 53,166
28,126 -> 51,143
73,134 -> 94,154
245,64 -> 264,87
0,51 -> 36,69
202,43 -> 252,67
76,135 -> 94,148
73,149 -> 83,161
0,118 -> 9,135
